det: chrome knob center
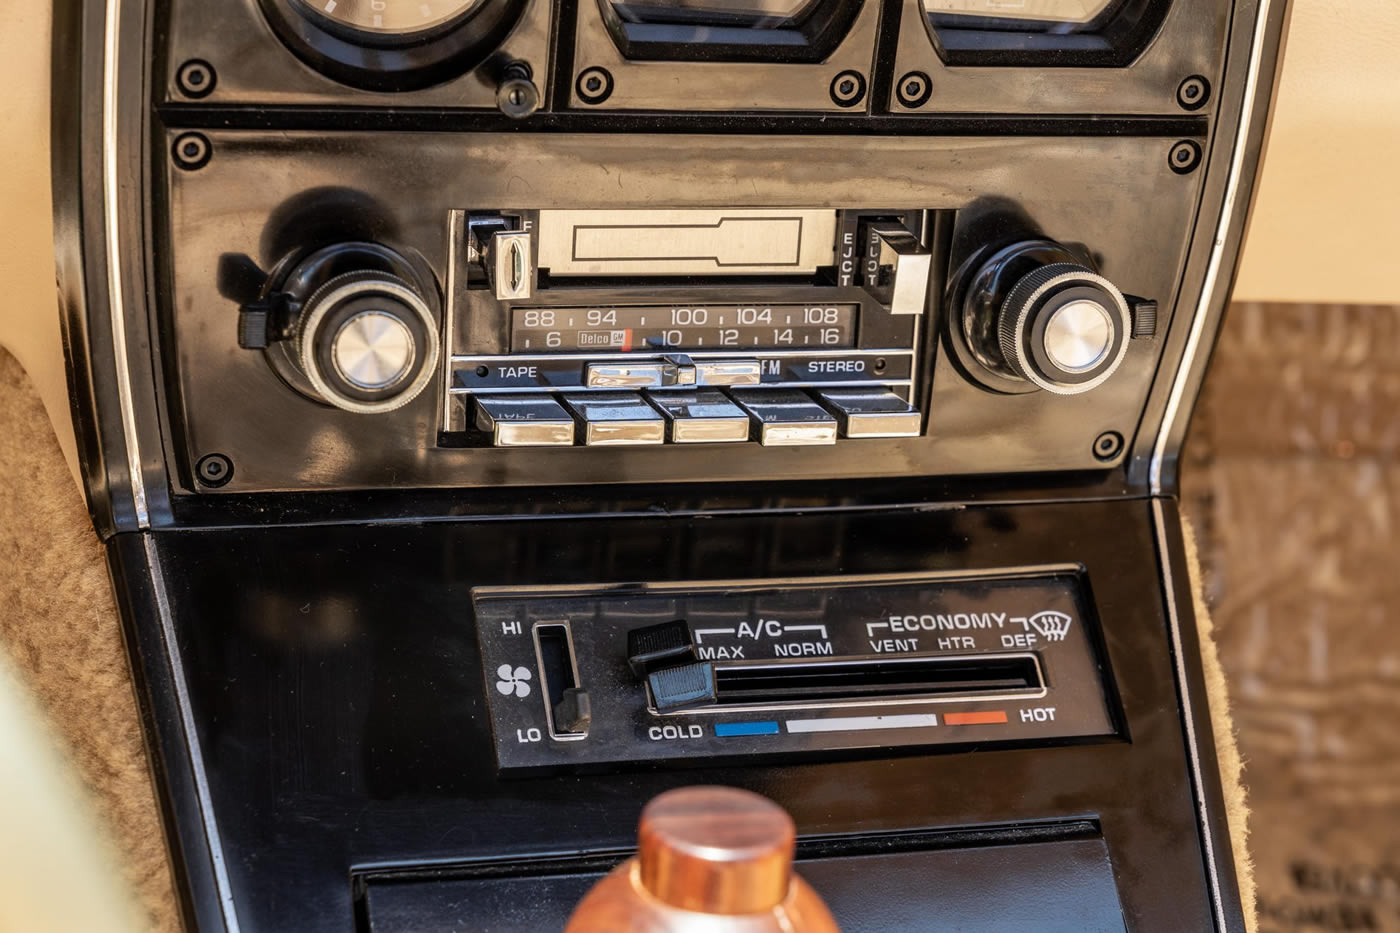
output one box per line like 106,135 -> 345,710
332,310 -> 415,390
1043,299 -> 1113,373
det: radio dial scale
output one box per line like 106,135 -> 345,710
509,303 -> 860,354
445,207 -> 931,448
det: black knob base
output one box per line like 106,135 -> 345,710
952,239 -> 1131,396
246,242 -> 441,414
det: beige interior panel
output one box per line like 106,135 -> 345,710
1234,0 -> 1400,304
0,2 -> 79,486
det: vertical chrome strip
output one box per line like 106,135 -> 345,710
442,210 -> 463,428
103,0 -> 149,526
1151,0 -> 1276,495
145,536 -> 243,933
1152,498 -> 1228,930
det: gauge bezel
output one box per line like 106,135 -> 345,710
596,0 -> 864,63
919,0 -> 1170,67
258,0 -> 530,91
291,0 -> 484,46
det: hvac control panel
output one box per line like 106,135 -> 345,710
475,570 -> 1119,771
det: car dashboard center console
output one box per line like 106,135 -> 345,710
50,0 -> 1289,929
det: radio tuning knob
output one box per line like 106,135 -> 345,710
238,243 -> 441,414
959,240 -> 1148,395
995,262 -> 1129,395
295,271 -> 440,414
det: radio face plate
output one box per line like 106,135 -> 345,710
441,207 -> 929,444
161,131 -> 1197,492
474,569 -> 1120,771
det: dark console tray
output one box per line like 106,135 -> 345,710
361,828 -> 1125,932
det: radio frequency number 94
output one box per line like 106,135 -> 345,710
510,303 -> 859,353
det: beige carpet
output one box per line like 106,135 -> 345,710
1184,302 -> 1400,933
0,349 -> 179,933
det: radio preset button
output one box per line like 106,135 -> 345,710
861,220 -> 932,316
730,389 -> 838,446
695,359 -> 762,387
475,395 -> 577,447
815,388 -> 922,438
586,361 -> 667,389
562,392 -> 666,446
586,357 -> 698,389
489,230 -> 533,301
646,390 -> 751,443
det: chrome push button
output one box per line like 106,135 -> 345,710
645,390 -> 751,443
585,356 -> 698,389
561,392 -> 665,446
814,388 -> 922,438
475,394 -> 576,447
694,359 -> 761,386
729,388 -> 837,446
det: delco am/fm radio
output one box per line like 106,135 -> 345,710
442,207 -> 935,448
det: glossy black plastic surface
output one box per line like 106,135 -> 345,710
115,499 -> 1223,931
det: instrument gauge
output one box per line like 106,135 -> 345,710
291,0 -> 485,42
259,0 -> 527,91
922,0 -> 1123,27
609,0 -> 822,29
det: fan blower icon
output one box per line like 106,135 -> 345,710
495,664 -> 533,698
1027,611 -> 1074,642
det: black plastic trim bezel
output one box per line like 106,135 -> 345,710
921,0 -> 1171,67
596,0 -> 865,63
